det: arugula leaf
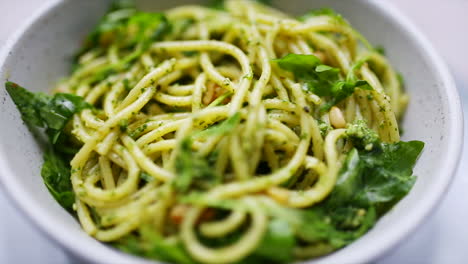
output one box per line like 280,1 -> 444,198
326,149 -> 362,208
275,54 -> 371,111
126,13 -> 171,48
397,72 -> 405,88
298,206 -> 376,248
110,0 -> 136,11
355,141 -> 423,214
6,82 -> 91,143
86,6 -> 169,50
79,2 -> 137,55
253,219 -> 296,263
173,113 -> 241,193
375,45 -> 386,55
41,148 -> 75,210
76,1 -> 171,76
328,122 -> 424,215
5,81 -> 49,127
116,225 -> 195,264
174,138 -> 219,193
207,0 -> 225,10
6,82 -> 92,211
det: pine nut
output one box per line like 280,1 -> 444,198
330,106 -> 346,128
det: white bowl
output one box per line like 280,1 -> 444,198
0,0 -> 463,263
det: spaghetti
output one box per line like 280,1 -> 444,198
22,0 -> 421,263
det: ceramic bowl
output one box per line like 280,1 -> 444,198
0,0 -> 463,263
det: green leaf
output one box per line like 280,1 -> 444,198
173,114 -> 241,193
6,82 -> 93,212
274,53 -> 328,81
253,219 -> 296,263
174,138 -> 219,193
116,225 -> 195,264
41,148 -> 75,210
355,140 -> 423,214
5,81 -> 49,127
397,72 -> 405,88
326,149 -> 362,208
298,206 -> 376,248
274,54 -> 371,112
110,0 -> 136,11
374,45 -> 386,55
140,226 -> 196,264
326,121 -> 425,215
75,0 -> 171,73
6,82 -> 91,143
127,13 -> 171,47
80,6 -> 136,55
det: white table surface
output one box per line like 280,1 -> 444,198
1,1 -> 467,263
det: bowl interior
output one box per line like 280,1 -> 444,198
0,1 -> 461,264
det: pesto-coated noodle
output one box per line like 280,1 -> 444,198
6,1 -> 425,263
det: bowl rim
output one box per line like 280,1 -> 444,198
0,0 -> 463,263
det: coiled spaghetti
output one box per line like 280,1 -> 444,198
54,1 -> 410,263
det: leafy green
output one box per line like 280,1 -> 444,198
90,12 -> 170,81
78,2 -> 136,56
298,206 -> 376,248
327,122 -> 424,215
5,82 -> 91,143
354,141 -> 423,214
173,113 -> 241,193
253,219 -> 296,263
325,149 -> 362,209
110,0 -> 136,11
6,81 -> 91,211
126,13 -> 171,48
41,148 -> 75,210
397,72 -> 405,88
274,54 -> 371,111
173,138 -> 219,193
84,3 -> 169,50
116,225 -> 195,264
75,1 -> 171,79
375,45 -> 386,55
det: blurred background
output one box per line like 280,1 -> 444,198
0,0 -> 467,263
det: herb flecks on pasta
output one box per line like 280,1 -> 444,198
6,0 -> 424,263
